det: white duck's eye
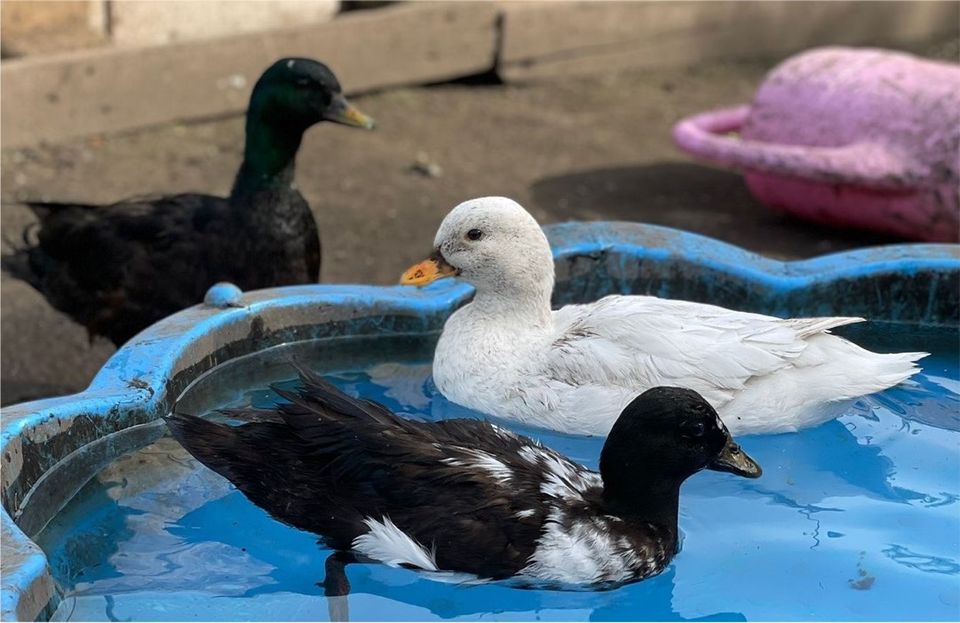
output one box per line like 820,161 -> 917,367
466,229 -> 483,241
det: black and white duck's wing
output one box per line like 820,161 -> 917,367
167,368 -> 560,579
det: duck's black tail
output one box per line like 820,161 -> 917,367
0,218 -> 41,287
164,367 -> 362,480
165,403 -> 366,546
2,202 -> 91,290
165,412 -> 256,484
164,410 -> 310,491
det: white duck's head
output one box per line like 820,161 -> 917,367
401,197 -> 555,307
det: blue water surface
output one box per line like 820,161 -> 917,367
39,324 -> 960,621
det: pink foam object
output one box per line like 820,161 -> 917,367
673,47 -> 960,242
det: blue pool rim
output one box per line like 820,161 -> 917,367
2,221 -> 958,621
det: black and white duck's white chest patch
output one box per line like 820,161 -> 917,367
519,508 -> 671,584
513,445 -> 672,584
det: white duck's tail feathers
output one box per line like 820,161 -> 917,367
785,316 -> 865,338
827,350 -> 928,401
787,316 -> 926,397
873,350 -> 928,386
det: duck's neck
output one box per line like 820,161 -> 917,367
603,479 -> 682,532
230,105 -> 307,202
469,273 -> 554,328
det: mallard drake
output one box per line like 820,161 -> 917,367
2,58 -> 374,346
400,197 -> 927,436
166,368 -> 760,588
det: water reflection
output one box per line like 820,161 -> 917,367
882,544 -> 960,575
37,479 -> 139,591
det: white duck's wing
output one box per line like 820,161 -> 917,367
541,295 -> 863,409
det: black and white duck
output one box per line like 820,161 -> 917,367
166,367 -> 761,592
2,58 -> 374,346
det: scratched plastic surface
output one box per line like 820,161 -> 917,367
40,324 -> 959,621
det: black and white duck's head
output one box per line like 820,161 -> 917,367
599,387 -> 761,515
249,58 -> 375,131
400,197 -> 555,303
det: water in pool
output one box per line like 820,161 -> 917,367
40,324 -> 959,621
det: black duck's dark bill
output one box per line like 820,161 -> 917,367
708,438 -> 762,478
324,93 -> 375,129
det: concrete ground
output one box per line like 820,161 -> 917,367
2,38 -> 955,405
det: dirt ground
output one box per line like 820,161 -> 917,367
2,38 -> 956,405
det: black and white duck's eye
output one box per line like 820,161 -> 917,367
466,229 -> 483,241
688,421 -> 706,438
294,78 -> 312,88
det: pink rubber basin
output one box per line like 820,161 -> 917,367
673,47 -> 960,242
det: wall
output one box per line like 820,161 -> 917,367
0,0 -> 340,57
2,1 -> 957,148
109,1 -> 340,47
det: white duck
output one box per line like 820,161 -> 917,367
400,197 -> 926,436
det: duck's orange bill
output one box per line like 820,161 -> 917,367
400,256 -> 458,286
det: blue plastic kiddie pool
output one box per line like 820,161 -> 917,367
2,223 -> 957,621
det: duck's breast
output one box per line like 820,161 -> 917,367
432,305 -> 541,408
520,505 -> 673,584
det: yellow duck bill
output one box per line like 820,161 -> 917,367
400,253 -> 459,286
323,93 -> 376,129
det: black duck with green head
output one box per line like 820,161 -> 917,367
3,58 -> 374,346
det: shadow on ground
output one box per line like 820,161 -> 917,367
531,162 -> 899,259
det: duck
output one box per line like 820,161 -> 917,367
1,58 -> 374,346
166,367 -> 761,589
400,197 -> 927,436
